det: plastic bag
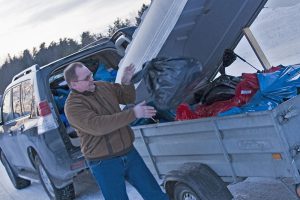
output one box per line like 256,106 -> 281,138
220,65 -> 300,116
234,73 -> 259,105
200,75 -> 241,105
94,63 -> 117,82
132,57 -> 202,110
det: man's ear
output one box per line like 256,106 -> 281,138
69,81 -> 76,89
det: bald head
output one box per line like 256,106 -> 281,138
64,62 -> 85,87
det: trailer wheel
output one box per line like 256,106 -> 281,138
0,151 -> 31,189
35,155 -> 75,200
165,163 -> 233,200
174,182 -> 201,200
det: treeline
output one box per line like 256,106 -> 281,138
0,4 -> 148,94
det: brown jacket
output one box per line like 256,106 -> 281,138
64,81 -> 136,160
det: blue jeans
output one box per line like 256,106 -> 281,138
87,147 -> 169,200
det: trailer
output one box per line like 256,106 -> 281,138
132,93 -> 300,199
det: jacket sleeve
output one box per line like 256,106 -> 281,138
111,83 -> 136,105
65,98 -> 136,136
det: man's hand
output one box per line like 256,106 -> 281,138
121,63 -> 135,85
133,101 -> 157,119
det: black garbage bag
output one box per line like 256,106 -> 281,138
132,57 -> 202,110
197,75 -> 241,105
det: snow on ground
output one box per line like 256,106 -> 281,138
229,178 -> 299,200
0,162 -> 299,200
0,162 -> 143,200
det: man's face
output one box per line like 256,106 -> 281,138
71,66 -> 95,92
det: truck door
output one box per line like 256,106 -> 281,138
13,80 -> 37,170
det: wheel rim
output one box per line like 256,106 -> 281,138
39,164 -> 55,198
182,191 -> 198,200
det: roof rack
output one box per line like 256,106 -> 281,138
12,64 -> 40,82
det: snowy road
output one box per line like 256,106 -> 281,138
0,163 -> 143,200
0,162 -> 299,200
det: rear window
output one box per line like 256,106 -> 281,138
4,80 -> 35,121
2,90 -> 13,123
12,85 -> 22,119
21,80 -> 34,116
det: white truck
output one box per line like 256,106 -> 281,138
116,0 -> 300,199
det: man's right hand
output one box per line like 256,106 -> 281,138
133,101 -> 157,119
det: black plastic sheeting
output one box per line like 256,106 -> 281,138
198,75 -> 241,105
132,57 -> 202,110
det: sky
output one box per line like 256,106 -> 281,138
0,0 -> 299,71
227,0 -> 300,75
0,0 -> 150,64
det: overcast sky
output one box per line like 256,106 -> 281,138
1,0 -> 299,69
226,0 -> 300,75
0,0 -> 150,64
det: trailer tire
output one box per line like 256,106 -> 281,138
0,151 -> 31,189
174,182 -> 201,200
165,163 -> 233,200
35,155 -> 75,200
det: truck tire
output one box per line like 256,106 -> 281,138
0,151 -> 31,189
174,182 -> 201,200
35,156 -> 75,200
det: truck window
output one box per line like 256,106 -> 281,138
21,80 -> 34,116
227,0 -> 300,76
2,90 -> 13,123
12,85 -> 22,119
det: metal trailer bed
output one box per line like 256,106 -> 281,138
132,94 -> 300,199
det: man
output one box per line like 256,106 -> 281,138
64,62 -> 169,200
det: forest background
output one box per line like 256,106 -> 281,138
0,4 -> 148,94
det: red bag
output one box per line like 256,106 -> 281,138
194,99 -> 240,118
234,73 -> 259,105
175,104 -> 198,121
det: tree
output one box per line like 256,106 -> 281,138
33,42 -> 48,66
0,3 -> 147,94
135,4 -> 149,26
80,31 -> 97,47
95,33 -> 105,40
107,18 -> 132,37
22,50 -> 34,67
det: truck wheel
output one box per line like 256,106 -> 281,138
0,151 -> 31,189
174,182 -> 201,200
35,156 -> 75,200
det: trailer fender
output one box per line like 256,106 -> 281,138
164,162 -> 232,200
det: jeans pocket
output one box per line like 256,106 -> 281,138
87,159 -> 103,168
